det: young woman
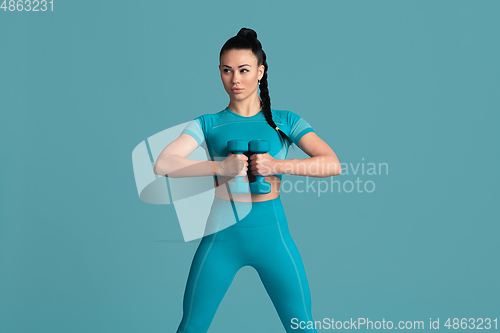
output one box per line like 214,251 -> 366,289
154,28 -> 341,333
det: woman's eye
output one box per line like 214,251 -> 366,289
222,68 -> 248,73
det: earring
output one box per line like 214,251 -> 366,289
258,80 -> 261,85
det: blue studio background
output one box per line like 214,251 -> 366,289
1,1 -> 499,332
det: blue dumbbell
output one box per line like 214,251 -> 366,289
248,140 -> 271,194
227,140 -> 249,195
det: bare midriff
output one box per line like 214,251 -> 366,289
214,175 -> 281,202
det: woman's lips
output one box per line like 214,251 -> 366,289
232,88 -> 243,93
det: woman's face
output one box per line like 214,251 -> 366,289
219,49 -> 264,102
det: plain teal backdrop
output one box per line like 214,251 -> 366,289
1,0 -> 499,332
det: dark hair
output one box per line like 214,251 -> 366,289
219,27 -> 294,148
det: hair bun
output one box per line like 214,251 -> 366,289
237,27 -> 257,40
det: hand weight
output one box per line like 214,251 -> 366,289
248,140 -> 272,194
226,140 -> 249,195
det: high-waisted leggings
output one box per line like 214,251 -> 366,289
176,195 -> 318,333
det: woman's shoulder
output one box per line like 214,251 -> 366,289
271,108 -> 315,146
190,108 -> 227,122
271,108 -> 305,126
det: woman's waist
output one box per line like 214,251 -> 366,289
214,175 -> 281,202
207,193 -> 286,228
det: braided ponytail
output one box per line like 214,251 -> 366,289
221,28 -> 294,148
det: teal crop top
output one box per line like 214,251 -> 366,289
181,107 -> 315,181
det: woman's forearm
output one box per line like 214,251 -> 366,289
276,155 -> 341,178
154,154 -> 218,178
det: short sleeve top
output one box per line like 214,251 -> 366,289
181,107 -> 315,181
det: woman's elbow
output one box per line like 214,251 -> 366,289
326,156 -> 341,177
153,163 -> 160,176
153,161 -> 167,176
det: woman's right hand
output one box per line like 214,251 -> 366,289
218,153 -> 248,177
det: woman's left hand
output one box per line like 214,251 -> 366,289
249,153 -> 279,176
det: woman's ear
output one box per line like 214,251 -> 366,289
259,64 -> 265,80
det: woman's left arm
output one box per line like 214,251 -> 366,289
280,132 -> 341,177
250,132 -> 342,178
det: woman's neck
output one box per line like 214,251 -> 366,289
228,96 -> 262,117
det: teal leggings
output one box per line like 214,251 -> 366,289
176,196 -> 317,333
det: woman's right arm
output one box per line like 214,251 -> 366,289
153,133 -> 214,178
153,133 -> 247,178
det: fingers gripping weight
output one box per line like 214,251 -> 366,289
226,140 -> 250,195
248,140 -> 272,194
